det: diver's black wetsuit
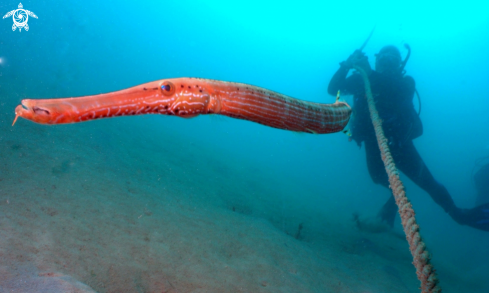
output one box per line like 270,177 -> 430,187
328,65 -> 459,225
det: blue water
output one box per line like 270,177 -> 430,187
1,0 -> 488,292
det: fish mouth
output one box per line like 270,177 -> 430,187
13,100 -> 51,126
12,103 -> 26,126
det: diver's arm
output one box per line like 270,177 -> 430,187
328,50 -> 371,96
327,64 -> 351,96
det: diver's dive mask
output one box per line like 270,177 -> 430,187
375,45 -> 402,73
375,52 -> 402,73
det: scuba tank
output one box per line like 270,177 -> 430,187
399,44 -> 422,116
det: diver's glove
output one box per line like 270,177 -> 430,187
340,50 -> 362,68
340,50 -> 372,75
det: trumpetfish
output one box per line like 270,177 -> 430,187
13,78 -> 351,134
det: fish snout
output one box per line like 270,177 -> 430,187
13,100 -> 54,125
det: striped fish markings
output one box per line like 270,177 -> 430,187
13,78 -> 351,134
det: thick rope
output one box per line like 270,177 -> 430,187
354,66 -> 441,293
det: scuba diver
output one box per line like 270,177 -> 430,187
328,45 -> 489,231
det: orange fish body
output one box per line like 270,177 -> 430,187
14,78 -> 351,134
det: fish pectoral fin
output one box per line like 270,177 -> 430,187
305,128 -> 318,134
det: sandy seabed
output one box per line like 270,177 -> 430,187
0,114 -> 485,293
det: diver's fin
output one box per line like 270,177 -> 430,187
456,203 -> 489,231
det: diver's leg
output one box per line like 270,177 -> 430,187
394,141 -> 489,231
365,138 -> 389,188
364,138 -> 397,226
393,141 -> 458,214
363,140 -> 489,231
378,194 -> 397,227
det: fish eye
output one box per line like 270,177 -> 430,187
160,81 -> 175,96
32,106 -> 50,115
